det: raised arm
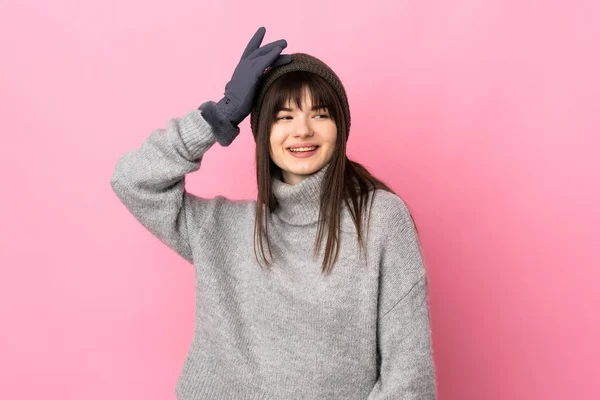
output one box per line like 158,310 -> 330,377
110,110 -> 222,263
110,27 -> 291,264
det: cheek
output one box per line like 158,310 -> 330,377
269,137 -> 279,155
269,127 -> 287,148
324,123 -> 338,146
269,135 -> 281,159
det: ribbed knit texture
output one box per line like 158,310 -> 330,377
110,109 -> 437,399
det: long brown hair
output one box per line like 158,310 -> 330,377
253,71 -> 398,275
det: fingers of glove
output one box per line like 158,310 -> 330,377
271,54 -> 292,67
253,47 -> 287,76
249,39 -> 288,60
240,26 -> 266,61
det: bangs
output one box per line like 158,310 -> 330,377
263,71 -> 341,119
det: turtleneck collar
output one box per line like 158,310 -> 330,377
271,162 -> 330,226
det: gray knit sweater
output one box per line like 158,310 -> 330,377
110,109 -> 437,399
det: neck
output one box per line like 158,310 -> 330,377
271,163 -> 330,226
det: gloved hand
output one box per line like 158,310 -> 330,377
218,27 -> 291,126
199,27 -> 291,146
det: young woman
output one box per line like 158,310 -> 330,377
111,27 -> 436,400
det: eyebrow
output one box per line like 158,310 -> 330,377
278,105 -> 328,112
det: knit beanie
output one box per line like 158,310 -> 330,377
250,53 -> 351,141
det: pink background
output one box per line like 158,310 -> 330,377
1,0 -> 598,399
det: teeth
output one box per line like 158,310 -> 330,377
290,146 -> 317,152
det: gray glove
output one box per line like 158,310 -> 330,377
219,27 -> 291,126
199,27 -> 291,146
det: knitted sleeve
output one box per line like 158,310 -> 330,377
110,109 -> 223,264
367,205 -> 438,399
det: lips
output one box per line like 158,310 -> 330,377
288,146 -> 318,152
286,146 -> 319,158
287,143 -> 319,149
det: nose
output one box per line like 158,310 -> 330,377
292,115 -> 313,138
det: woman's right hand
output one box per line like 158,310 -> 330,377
216,27 -> 291,127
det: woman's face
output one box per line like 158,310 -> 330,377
269,88 -> 337,185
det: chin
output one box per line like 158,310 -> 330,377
290,162 -> 323,174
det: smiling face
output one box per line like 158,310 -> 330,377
269,86 -> 337,185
